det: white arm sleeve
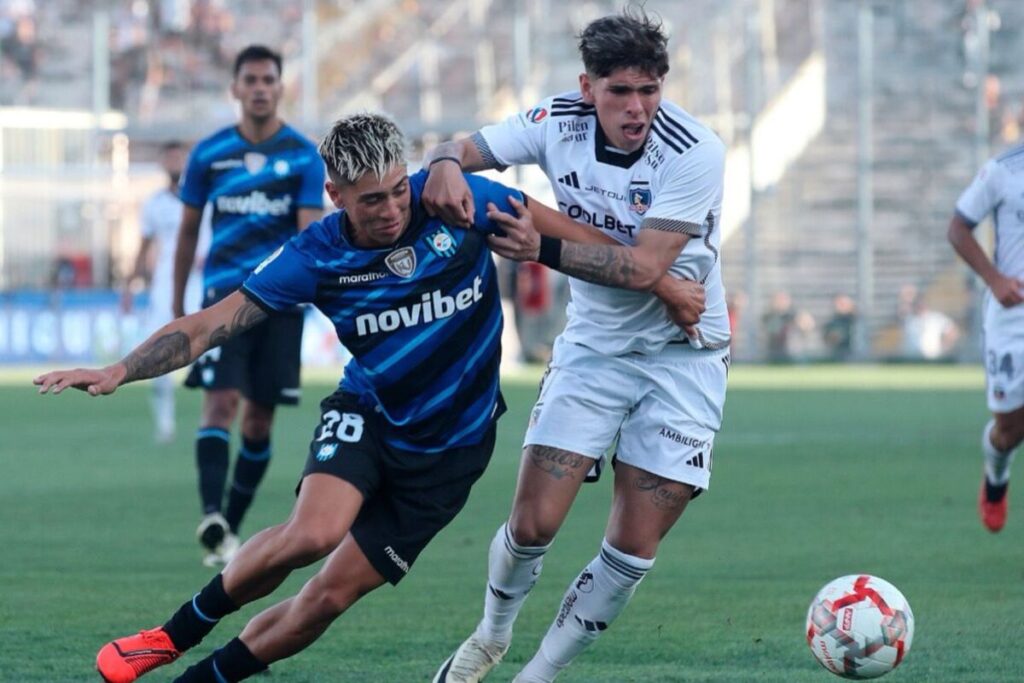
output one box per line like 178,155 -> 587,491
955,158 -> 1001,226
476,98 -> 555,168
140,195 -> 159,239
644,137 -> 726,236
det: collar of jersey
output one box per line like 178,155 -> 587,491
232,122 -> 288,147
593,115 -> 646,169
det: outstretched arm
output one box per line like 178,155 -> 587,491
35,291 -> 267,396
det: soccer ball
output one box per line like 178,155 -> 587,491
805,574 -> 914,679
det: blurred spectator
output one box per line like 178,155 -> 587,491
1,13 -> 40,103
763,290 -> 795,362
726,290 -> 747,356
822,294 -> 857,361
789,309 -> 820,363
899,285 -> 960,360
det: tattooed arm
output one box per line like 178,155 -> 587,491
489,196 -> 690,291
485,196 -> 704,333
34,291 -> 267,396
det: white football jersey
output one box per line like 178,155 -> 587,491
478,92 -> 729,355
140,188 -> 206,321
956,144 -> 1024,281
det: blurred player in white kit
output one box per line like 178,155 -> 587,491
950,143 -> 1024,533
123,140 -> 208,443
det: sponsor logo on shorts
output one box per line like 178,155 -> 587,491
529,405 -> 542,428
316,443 -> 338,461
658,427 -> 708,449
384,545 -> 410,574
684,452 -> 707,469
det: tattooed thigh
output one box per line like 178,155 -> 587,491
527,445 -> 592,481
632,472 -> 694,511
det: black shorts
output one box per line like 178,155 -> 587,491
300,391 -> 496,585
185,312 -> 304,406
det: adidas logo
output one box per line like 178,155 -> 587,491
574,615 -> 608,633
558,171 -> 580,188
685,452 -> 706,469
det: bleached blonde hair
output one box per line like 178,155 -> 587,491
318,112 -> 406,185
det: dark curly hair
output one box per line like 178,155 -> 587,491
577,6 -> 669,79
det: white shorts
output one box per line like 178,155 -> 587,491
983,294 -> 1024,413
524,336 -> 729,491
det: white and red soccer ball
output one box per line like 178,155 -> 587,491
806,574 -> 914,679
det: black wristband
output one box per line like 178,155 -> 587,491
428,155 -> 462,169
538,235 -> 562,270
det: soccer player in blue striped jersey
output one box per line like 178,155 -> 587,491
35,112 -> 574,683
172,45 -> 327,567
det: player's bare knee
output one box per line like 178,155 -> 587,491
203,396 -> 239,426
310,582 -> 360,620
604,534 -> 658,560
507,513 -> 558,547
241,404 -> 274,439
993,414 -> 1024,451
278,524 -> 344,566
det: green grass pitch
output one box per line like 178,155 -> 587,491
2,364 -> 1021,682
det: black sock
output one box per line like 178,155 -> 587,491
224,437 -> 271,534
216,638 -> 269,681
172,639 -> 267,683
163,574 -> 239,651
985,478 -> 1009,503
196,428 -> 231,514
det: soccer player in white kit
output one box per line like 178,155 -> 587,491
123,141 -> 206,443
425,9 -> 729,682
949,144 -> 1024,533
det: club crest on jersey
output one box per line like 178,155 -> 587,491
244,152 -> 267,174
385,246 -> 417,278
425,226 -> 457,258
316,443 -> 338,462
628,183 -> 652,215
525,106 -> 548,124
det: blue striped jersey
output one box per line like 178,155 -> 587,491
241,170 -> 521,452
181,123 -> 326,304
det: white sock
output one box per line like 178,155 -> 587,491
517,539 -> 654,682
151,376 -> 175,436
983,419 -> 1016,486
477,523 -> 550,645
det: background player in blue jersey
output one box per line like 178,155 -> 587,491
173,45 -> 326,566
34,112 -> 541,683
